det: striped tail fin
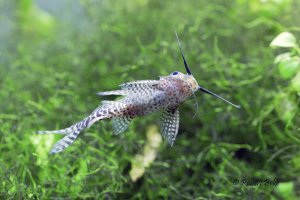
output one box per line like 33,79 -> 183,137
47,116 -> 92,154
37,105 -> 115,154
50,129 -> 81,154
37,127 -> 73,135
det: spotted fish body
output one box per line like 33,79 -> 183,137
38,72 -> 199,154
38,32 -> 239,154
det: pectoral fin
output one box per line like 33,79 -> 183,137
160,107 -> 180,146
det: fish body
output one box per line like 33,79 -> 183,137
38,32 -> 239,154
38,72 -> 199,154
100,74 -> 199,116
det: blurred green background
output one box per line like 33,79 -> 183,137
1,0 -> 300,199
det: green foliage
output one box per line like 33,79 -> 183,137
276,182 -> 297,200
271,31 -> 300,126
0,0 -> 300,199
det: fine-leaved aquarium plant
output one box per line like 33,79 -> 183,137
1,0 -> 300,199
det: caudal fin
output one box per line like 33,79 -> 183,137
38,105 -> 113,154
37,127 -> 73,135
50,129 -> 80,154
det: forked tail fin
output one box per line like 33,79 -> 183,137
49,128 -> 81,154
37,105 -> 115,154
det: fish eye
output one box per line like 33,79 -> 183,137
172,71 -> 179,75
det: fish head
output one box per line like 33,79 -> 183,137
174,32 -> 240,108
169,71 -> 199,93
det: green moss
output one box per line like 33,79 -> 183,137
0,0 -> 300,199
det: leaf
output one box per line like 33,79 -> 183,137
274,52 -> 292,64
291,71 -> 300,92
278,57 -> 300,79
270,32 -> 297,48
276,182 -> 296,200
292,153 -> 300,171
275,93 -> 298,124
